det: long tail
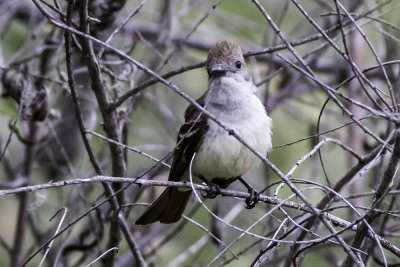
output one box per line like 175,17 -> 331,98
135,188 -> 192,225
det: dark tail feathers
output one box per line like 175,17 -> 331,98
135,188 -> 192,225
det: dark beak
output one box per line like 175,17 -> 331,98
210,65 -> 227,77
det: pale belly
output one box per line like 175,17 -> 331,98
192,115 -> 272,180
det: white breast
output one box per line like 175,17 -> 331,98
192,77 -> 272,180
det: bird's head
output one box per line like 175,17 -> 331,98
206,41 -> 247,78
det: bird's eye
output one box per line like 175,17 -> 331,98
235,61 -> 242,69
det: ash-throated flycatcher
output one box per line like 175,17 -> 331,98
135,41 -> 272,225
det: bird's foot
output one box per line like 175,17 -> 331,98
244,187 -> 259,209
237,177 -> 259,209
200,176 -> 221,199
202,182 -> 221,199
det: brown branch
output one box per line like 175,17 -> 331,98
252,1 -> 363,264
110,2 -> 391,111
64,1 -> 103,176
343,129 -> 400,267
285,130 -> 392,267
1,175 -> 400,258
77,0 -> 128,265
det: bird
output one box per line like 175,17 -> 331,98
135,41 -> 272,225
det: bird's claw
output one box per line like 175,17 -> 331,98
237,177 -> 259,209
202,182 -> 221,199
245,188 -> 259,209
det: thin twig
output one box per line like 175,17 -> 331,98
38,208 -> 68,267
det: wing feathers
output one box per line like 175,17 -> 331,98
135,97 -> 208,225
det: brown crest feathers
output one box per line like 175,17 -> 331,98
206,41 -> 244,69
